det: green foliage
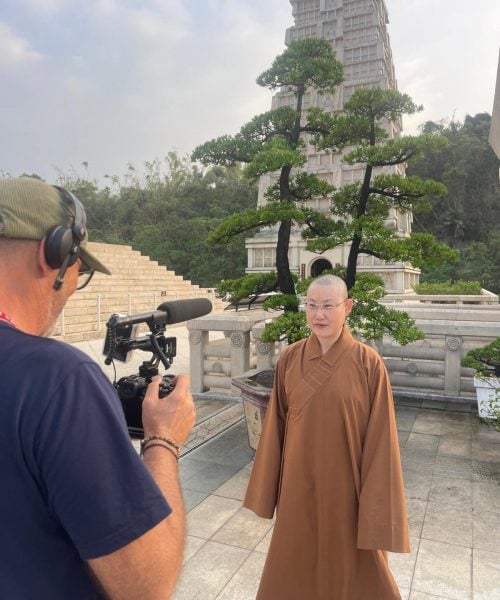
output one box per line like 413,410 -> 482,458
262,293 -> 300,312
344,88 -> 422,122
409,114 -> 500,289
462,338 -> 500,378
308,87 -> 452,290
256,38 -> 343,93
414,280 -> 482,295
260,311 -> 310,344
215,272 -> 279,302
347,274 -> 425,345
483,389 -> 500,431
58,156 -> 257,287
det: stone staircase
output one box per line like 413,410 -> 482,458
52,242 -> 225,343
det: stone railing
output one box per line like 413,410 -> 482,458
188,311 -> 271,393
188,297 -> 500,401
383,289 -> 498,305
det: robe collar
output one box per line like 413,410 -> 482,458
305,325 -> 356,366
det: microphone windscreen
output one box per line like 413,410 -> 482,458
156,297 -> 212,325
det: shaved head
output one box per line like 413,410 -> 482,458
308,274 -> 348,300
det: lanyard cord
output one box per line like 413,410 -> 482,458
0,312 -> 16,328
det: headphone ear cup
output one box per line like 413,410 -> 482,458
45,226 -> 77,269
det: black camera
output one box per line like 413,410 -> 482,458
103,298 -> 212,439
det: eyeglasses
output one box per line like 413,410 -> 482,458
77,263 -> 95,290
302,299 -> 347,314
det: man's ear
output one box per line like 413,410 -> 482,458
37,237 -> 54,276
344,298 -> 354,318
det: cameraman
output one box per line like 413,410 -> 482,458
0,177 -> 195,599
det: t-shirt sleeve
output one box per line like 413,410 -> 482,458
32,362 -> 171,560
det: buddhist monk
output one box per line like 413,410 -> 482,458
244,274 -> 410,599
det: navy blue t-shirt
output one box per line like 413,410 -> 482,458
0,323 -> 171,599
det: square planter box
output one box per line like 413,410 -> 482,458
474,376 -> 500,419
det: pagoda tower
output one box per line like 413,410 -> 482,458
245,0 -> 419,294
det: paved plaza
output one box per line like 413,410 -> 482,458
72,328 -> 500,600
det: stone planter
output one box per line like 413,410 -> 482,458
232,369 -> 274,452
474,376 -> 500,419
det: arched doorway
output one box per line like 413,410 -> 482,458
310,258 -> 332,278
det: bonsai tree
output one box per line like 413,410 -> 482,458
462,338 -> 500,378
192,37 -> 343,332
304,87 -> 458,289
195,43 -> 456,346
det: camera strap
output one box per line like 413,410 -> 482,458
0,312 -> 16,328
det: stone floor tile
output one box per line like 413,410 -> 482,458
182,461 -> 243,495
183,535 -> 207,564
187,495 -> 241,539
472,439 -> 500,463
441,421 -> 472,439
472,549 -> 500,600
429,475 -> 472,508
179,457 -> 210,485
437,435 -> 472,460
388,536 -> 419,589
183,489 -> 209,512
399,587 -> 410,600
471,421 -> 500,442
416,409 -> 445,422
472,509 -> 500,552
212,464 -> 252,501
443,412 -> 471,424
412,421 -> 443,437
215,552 -> 267,600
409,591 -> 451,599
472,480 -> 500,514
433,456 -> 472,480
421,501 -> 472,547
404,469 -> 434,502
398,417 -> 419,432
254,527 -> 274,554
406,498 -> 428,538
212,507 -> 274,550
402,452 -> 437,476
406,432 -> 440,453
399,430 -> 411,447
172,541 -> 250,600
412,539 -> 472,600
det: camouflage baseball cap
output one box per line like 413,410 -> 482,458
0,177 -> 111,275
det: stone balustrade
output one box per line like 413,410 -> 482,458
188,311 -> 270,394
188,295 -> 500,402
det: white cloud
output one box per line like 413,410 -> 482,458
0,22 -> 42,67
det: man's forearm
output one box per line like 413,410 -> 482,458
143,446 -> 186,577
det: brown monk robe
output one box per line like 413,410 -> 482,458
244,327 -> 410,600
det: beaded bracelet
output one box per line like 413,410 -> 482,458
141,435 -> 180,457
141,442 -> 178,461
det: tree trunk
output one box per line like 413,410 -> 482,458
345,164 -> 373,290
276,218 -> 295,295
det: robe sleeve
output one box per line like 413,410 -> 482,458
357,354 -> 410,553
243,358 -> 288,519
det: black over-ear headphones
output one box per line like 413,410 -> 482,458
44,186 -> 87,291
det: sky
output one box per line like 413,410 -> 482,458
1,0 -> 499,185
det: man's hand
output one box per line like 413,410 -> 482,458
141,374 -> 195,445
